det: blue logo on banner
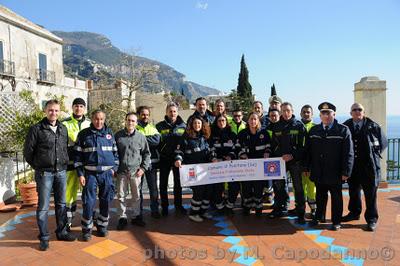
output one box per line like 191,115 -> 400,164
264,161 -> 280,176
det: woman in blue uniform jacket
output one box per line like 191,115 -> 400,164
210,114 -> 237,215
237,112 -> 271,216
174,116 -> 212,222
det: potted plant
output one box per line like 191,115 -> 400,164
17,170 -> 38,206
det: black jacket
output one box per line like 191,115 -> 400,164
23,118 -> 69,172
174,133 -> 211,164
156,115 -> 186,160
187,110 -> 215,125
306,120 -> 354,185
343,117 -> 387,185
209,126 -> 237,160
237,128 -> 271,159
270,115 -> 306,161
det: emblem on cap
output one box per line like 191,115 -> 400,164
322,103 -> 329,109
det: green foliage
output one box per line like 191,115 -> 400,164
229,54 -> 254,115
0,90 -> 67,151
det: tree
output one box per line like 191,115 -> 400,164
230,54 -> 254,114
271,83 -> 276,96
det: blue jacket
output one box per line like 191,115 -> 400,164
175,133 -> 211,164
210,127 -> 237,160
237,127 -> 271,159
187,110 -> 215,125
74,124 -> 119,176
343,117 -> 387,185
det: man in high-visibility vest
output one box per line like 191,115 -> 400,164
136,106 -> 161,218
229,109 -> 246,135
300,104 -> 317,217
62,98 -> 90,231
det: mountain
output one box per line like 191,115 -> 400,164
52,31 -> 220,101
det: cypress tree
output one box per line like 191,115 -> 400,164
235,54 -> 253,113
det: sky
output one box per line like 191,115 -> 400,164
2,0 -> 399,115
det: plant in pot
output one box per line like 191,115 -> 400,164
17,170 -> 38,206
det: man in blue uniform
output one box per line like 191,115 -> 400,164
342,103 -> 387,231
74,109 -> 119,241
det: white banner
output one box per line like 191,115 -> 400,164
179,157 -> 286,187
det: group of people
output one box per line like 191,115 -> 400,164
23,95 -> 387,251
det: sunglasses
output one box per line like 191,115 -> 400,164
352,108 -> 363,112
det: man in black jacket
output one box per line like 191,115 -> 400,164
307,102 -> 354,231
187,97 -> 215,125
23,100 -> 76,251
269,102 -> 306,224
342,103 -> 387,231
156,102 -> 187,216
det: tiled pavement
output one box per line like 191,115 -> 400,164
0,186 -> 399,266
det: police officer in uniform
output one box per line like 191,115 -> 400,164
307,102 -> 354,231
342,103 -> 387,231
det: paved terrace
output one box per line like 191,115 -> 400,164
0,186 -> 399,266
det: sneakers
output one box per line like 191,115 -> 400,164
56,232 -> 76,242
131,217 -> 146,227
175,205 -> 187,215
189,214 -> 204,222
330,224 -> 341,231
117,218 -> 128,230
39,240 -> 49,251
82,231 -> 92,242
97,230 -> 109,237
201,212 -> 213,220
367,222 -> 377,232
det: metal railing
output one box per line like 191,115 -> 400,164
387,138 -> 400,181
0,59 -> 15,76
36,68 -> 55,84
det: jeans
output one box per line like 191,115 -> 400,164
35,170 -> 68,241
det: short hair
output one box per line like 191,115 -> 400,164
268,108 -> 280,115
165,102 -> 179,111
233,109 -> 243,114
195,97 -> 207,104
137,106 -> 151,115
125,112 -> 137,120
253,101 -> 263,107
45,99 -> 60,108
281,102 -> 293,110
91,109 -> 106,118
301,104 -> 313,112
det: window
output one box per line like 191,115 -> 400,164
38,53 -> 47,80
0,41 -> 3,73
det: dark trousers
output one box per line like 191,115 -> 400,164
287,161 -> 305,217
81,170 -> 114,233
35,170 -> 68,241
140,164 -> 159,214
241,180 -> 264,211
315,183 -> 343,225
213,183 -> 225,210
273,179 -> 289,212
226,182 -> 241,209
190,184 -> 211,215
348,177 -> 378,223
159,159 -> 183,209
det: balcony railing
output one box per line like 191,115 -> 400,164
36,69 -> 55,84
0,59 -> 15,77
387,138 -> 400,181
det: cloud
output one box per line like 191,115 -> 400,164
195,1 -> 208,10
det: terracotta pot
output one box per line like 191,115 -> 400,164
18,183 -> 38,206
